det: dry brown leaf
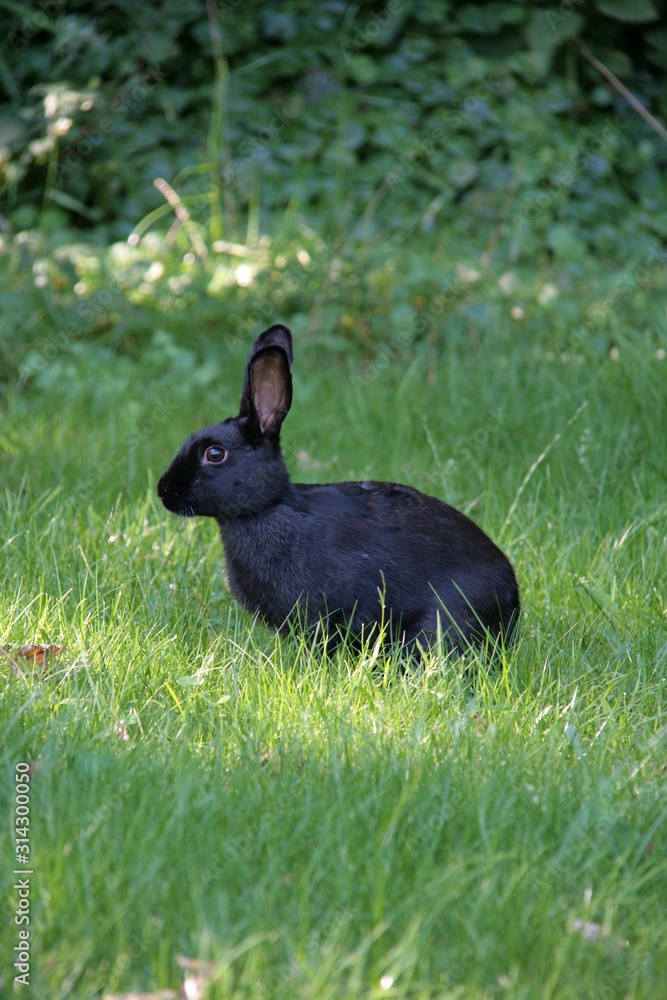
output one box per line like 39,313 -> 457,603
2,643 -> 86,681
2,643 -> 64,673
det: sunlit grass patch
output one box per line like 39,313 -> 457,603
1,263 -> 666,998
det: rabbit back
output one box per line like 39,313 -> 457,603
220,478 -> 519,652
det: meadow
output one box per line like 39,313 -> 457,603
1,233 -> 666,998
2,2 -> 667,995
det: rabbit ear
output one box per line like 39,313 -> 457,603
239,324 -> 293,422
242,347 -> 292,439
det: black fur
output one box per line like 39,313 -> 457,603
157,325 -> 520,654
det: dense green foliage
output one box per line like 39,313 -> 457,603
2,0 -> 667,254
4,0 -> 667,393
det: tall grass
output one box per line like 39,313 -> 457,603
1,270 -> 666,998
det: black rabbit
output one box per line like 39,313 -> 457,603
157,325 -> 520,655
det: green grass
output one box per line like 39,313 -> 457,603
1,249 -> 667,999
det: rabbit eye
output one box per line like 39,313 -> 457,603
203,446 -> 228,465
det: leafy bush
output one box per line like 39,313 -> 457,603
2,0 -> 667,257
2,0 -> 667,393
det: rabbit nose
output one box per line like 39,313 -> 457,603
156,475 -> 167,497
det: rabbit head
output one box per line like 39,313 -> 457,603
156,324 -> 293,522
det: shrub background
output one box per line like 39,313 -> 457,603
2,0 -> 667,255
